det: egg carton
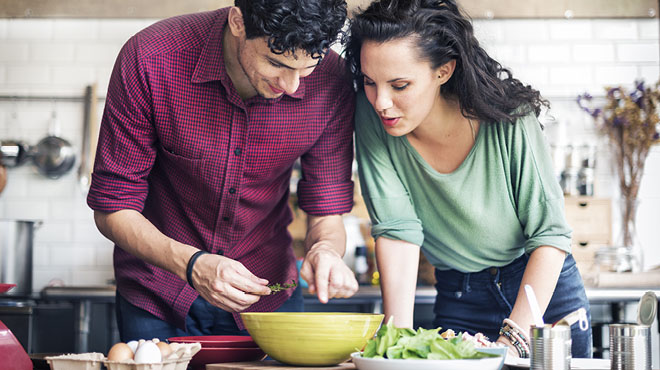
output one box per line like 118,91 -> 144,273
46,342 -> 202,370
104,342 -> 201,370
46,352 -> 105,370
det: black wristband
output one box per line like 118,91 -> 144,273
186,250 -> 209,289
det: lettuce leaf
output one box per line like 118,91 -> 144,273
362,319 -> 499,360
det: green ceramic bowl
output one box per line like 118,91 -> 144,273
240,312 -> 384,366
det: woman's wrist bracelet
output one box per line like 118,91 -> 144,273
500,318 -> 530,358
503,319 -> 528,339
186,250 -> 209,289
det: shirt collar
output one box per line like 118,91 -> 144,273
191,7 -> 306,101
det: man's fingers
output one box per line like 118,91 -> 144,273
207,284 -> 262,312
232,264 -> 271,295
299,260 -> 317,294
326,270 -> 358,299
239,279 -> 271,296
314,264 -> 331,303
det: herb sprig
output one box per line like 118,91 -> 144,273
267,279 -> 298,294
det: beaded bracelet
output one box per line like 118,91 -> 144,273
499,318 -> 530,358
503,318 -> 529,343
500,326 -> 528,357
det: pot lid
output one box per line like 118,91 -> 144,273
636,291 -> 657,326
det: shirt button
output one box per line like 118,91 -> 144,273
228,188 -> 236,194
489,267 -> 498,276
223,216 -> 229,221
234,148 -> 242,156
217,250 -> 224,255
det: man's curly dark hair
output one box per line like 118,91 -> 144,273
235,0 -> 347,59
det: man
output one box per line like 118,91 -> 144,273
87,0 -> 357,340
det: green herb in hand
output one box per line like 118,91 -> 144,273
267,279 -> 298,294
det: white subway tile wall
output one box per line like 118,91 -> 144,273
0,17 -> 659,292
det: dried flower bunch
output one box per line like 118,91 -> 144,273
577,80 -> 660,247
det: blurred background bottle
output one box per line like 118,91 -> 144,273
354,245 -> 370,285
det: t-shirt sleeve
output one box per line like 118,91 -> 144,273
354,91 -> 424,246
508,113 -> 572,254
87,34 -> 157,213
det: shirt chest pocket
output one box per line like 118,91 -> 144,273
243,120 -> 322,181
155,144 -> 221,210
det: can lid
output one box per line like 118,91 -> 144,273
636,291 -> 657,326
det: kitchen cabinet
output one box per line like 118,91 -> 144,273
564,196 -> 612,274
0,289 -> 119,355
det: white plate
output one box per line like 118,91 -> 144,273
351,350 -> 505,370
504,357 -> 610,369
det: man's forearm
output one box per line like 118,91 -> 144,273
304,214 -> 346,256
94,209 -> 197,281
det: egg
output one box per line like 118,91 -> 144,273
107,342 -> 134,361
156,341 -> 173,358
126,340 -> 139,354
133,340 -> 162,363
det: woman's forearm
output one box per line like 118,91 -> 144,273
376,237 -> 420,328
508,246 -> 567,330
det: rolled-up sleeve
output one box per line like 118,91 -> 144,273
521,198 -> 572,254
297,76 -> 355,216
354,92 -> 424,246
511,114 -> 572,254
87,34 -> 156,213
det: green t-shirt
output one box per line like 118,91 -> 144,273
354,91 -> 572,272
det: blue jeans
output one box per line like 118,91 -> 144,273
432,254 -> 593,358
116,285 -> 304,342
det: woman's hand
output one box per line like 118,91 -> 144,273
496,335 -> 520,358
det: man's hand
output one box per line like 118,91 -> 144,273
300,242 -> 359,303
191,253 -> 272,312
93,209 -> 272,312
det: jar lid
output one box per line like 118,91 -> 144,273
636,291 -> 657,326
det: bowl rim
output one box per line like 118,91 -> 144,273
350,351 -> 505,361
195,347 -> 265,352
167,335 -> 257,347
240,312 -> 385,317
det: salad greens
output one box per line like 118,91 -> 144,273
362,319 -> 497,360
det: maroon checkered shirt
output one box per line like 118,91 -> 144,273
87,7 -> 355,330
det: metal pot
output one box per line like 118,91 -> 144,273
30,136 -> 76,179
0,220 -> 41,296
0,140 -> 30,168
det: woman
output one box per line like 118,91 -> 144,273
344,0 -> 592,358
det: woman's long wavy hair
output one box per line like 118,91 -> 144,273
344,0 -> 548,124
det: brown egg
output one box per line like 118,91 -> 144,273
156,341 -> 173,358
107,342 -> 134,361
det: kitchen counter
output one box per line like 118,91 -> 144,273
2,277 -> 658,354
305,284 -> 660,313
